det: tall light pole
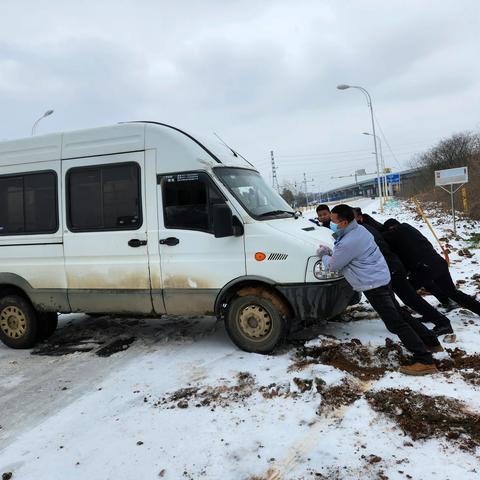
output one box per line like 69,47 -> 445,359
337,84 -> 383,211
31,109 -> 54,136
362,132 -> 388,202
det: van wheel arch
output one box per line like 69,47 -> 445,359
0,284 -> 30,301
216,279 -> 293,321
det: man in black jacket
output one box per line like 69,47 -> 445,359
310,204 -> 337,232
354,209 -> 452,337
383,218 -> 480,327
360,212 -> 387,232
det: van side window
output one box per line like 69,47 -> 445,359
0,171 -> 58,235
67,163 -> 142,231
160,172 -> 225,232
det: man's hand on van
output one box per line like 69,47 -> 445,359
316,245 -> 332,258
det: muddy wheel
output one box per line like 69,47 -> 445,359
37,312 -> 58,341
0,295 -> 38,349
225,295 -> 286,353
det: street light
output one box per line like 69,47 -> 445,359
362,132 -> 388,202
336,84 -> 383,211
31,109 -> 54,136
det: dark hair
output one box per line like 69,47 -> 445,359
353,207 -> 362,216
384,218 -> 400,229
331,204 -> 355,222
316,204 -> 330,213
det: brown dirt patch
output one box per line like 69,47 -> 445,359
290,338 -> 409,380
291,340 -> 480,386
460,370 -> 480,386
150,369 -> 363,414
316,377 -> 362,414
154,374 -> 310,409
436,347 -> 480,386
366,388 -> 480,451
155,372 -> 256,409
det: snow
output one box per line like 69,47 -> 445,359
1,198 -> 480,479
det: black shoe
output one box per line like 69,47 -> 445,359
432,324 -> 454,336
439,300 -> 458,312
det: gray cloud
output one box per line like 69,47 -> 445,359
1,0 -> 479,191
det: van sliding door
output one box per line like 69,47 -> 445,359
62,152 -> 153,314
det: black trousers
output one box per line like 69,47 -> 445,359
391,273 -> 450,327
416,262 -> 480,316
409,273 -> 449,305
363,284 -> 436,364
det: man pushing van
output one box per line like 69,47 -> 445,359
317,204 -> 441,376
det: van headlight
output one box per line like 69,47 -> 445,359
313,260 -> 341,280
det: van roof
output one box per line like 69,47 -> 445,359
0,121 -> 255,170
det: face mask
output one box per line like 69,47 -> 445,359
330,222 -> 338,232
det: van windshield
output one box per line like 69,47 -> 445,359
214,167 -> 294,219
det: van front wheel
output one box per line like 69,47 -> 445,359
225,295 -> 286,354
0,295 -> 38,349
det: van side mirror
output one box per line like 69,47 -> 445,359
212,203 -> 234,238
232,215 -> 244,237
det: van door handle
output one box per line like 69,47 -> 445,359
128,239 -> 147,248
159,237 -> 180,246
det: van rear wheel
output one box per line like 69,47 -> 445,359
225,295 -> 286,354
0,295 -> 38,349
37,312 -> 58,341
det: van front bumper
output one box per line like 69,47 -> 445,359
276,278 -> 360,333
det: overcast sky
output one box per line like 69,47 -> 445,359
1,0 -> 479,192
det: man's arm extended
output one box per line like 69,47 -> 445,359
322,240 -> 357,271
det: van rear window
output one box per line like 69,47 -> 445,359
0,171 -> 58,235
67,162 -> 142,231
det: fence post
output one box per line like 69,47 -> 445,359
461,187 -> 468,212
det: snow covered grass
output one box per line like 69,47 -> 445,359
1,199 -> 479,479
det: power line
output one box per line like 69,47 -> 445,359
275,147 -> 372,158
272,139 -> 434,159
373,114 -> 402,168
272,150 -> 421,167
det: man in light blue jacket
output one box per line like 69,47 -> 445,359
318,204 -> 441,376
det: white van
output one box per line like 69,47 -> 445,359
0,122 -> 358,353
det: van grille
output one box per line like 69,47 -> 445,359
268,253 -> 288,261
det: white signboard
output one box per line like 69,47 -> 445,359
435,166 -> 468,186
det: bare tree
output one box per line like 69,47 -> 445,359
407,131 -> 480,218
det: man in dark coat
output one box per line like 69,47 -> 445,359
360,212 -> 387,232
354,209 -> 452,336
383,218 -> 480,327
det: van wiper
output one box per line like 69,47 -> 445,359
258,210 -> 295,217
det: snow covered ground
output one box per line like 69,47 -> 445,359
1,198 -> 479,480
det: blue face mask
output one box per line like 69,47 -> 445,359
330,222 -> 338,232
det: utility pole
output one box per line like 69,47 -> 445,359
303,172 -> 315,206
337,84 -> 383,212
270,150 -> 279,191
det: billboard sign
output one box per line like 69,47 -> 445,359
386,173 -> 400,184
434,167 -> 468,186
